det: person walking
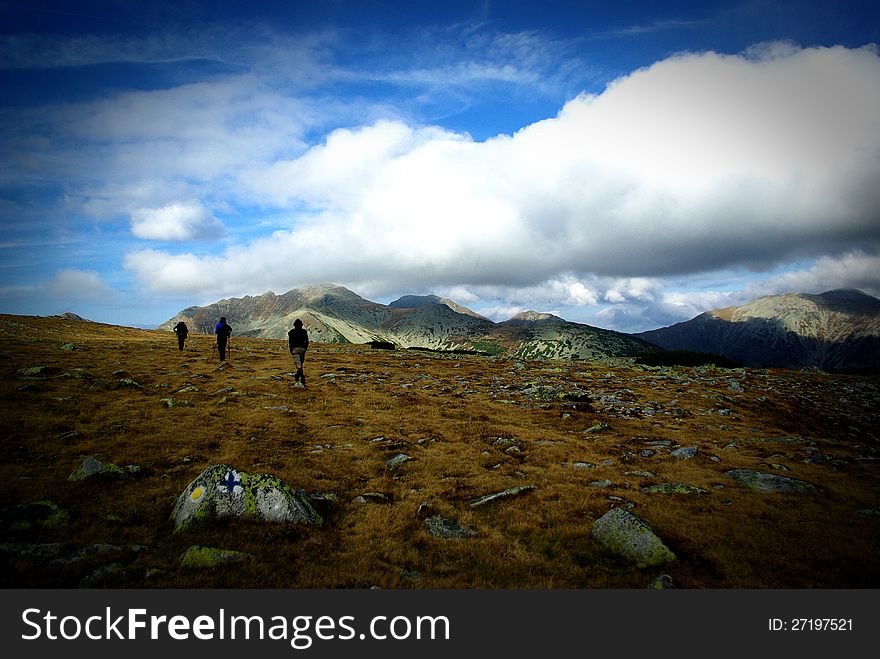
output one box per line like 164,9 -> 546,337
287,318 -> 309,386
215,316 -> 233,360
172,320 -> 189,351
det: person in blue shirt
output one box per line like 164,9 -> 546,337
214,317 -> 233,360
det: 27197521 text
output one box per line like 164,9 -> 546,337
768,619 -> 853,631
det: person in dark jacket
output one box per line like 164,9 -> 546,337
173,321 -> 189,351
287,318 -> 309,386
215,317 -> 233,360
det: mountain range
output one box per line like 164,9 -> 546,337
159,283 -> 655,361
161,285 -> 880,369
637,289 -> 880,370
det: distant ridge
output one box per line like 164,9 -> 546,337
636,289 -> 880,370
161,283 -> 654,361
50,312 -> 89,321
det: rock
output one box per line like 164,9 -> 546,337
589,480 -> 614,488
590,508 -> 676,567
641,483 -> 709,494
425,515 -> 476,539
171,464 -> 323,530
61,343 -> 76,351
671,446 -> 698,459
18,366 -> 59,378
725,469 -> 822,493
115,378 -> 142,389
55,430 -> 82,443
0,501 -> 69,532
647,574 -> 676,589
386,453 -> 413,470
68,456 -> 135,481
79,563 -> 127,588
583,422 -> 610,434
469,485 -> 536,507
180,545 -> 253,569
352,492 -> 391,504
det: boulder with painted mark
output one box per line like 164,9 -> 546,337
172,463 -> 322,531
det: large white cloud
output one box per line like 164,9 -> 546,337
121,43 -> 880,325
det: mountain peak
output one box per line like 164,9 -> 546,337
637,288 -> 880,370
509,310 -> 559,322
389,294 -> 487,320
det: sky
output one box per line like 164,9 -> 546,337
1,0 -> 879,332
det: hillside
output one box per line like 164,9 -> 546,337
637,290 -> 880,370
1,313 -> 878,588
161,284 -> 655,360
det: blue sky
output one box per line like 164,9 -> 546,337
1,0 -> 879,331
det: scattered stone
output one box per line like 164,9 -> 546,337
625,470 -> 656,478
589,480 -> 614,488
115,378 -> 142,389
671,446 -> 698,459
176,385 -> 199,394
50,543 -> 143,565
725,469 -> 822,493
727,379 -> 744,393
55,430 -> 82,443
180,545 -> 253,569
590,508 -> 676,568
68,456 -> 137,481
18,366 -> 58,378
79,563 -> 128,588
565,461 -> 598,469
583,422 -> 610,434
0,501 -> 69,532
160,398 -> 175,408
171,464 -> 323,530
352,492 -> 391,504
425,515 -> 476,539
386,453 -> 413,470
265,405 -> 290,412
61,343 -> 76,351
641,483 -> 709,495
647,574 -> 676,589
469,485 -> 536,507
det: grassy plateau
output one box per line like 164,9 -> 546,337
1,314 -> 878,588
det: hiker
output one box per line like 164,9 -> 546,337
172,320 -> 189,351
287,318 -> 309,386
215,316 -> 233,360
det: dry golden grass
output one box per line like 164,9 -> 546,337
0,314 -> 878,588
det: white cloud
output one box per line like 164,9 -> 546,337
47,269 -> 116,303
130,202 -> 225,241
131,44 -> 880,302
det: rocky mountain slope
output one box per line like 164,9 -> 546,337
636,289 -> 880,370
161,284 -> 655,361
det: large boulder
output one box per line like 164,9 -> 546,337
725,469 -> 821,493
590,508 -> 676,567
172,464 -> 323,531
